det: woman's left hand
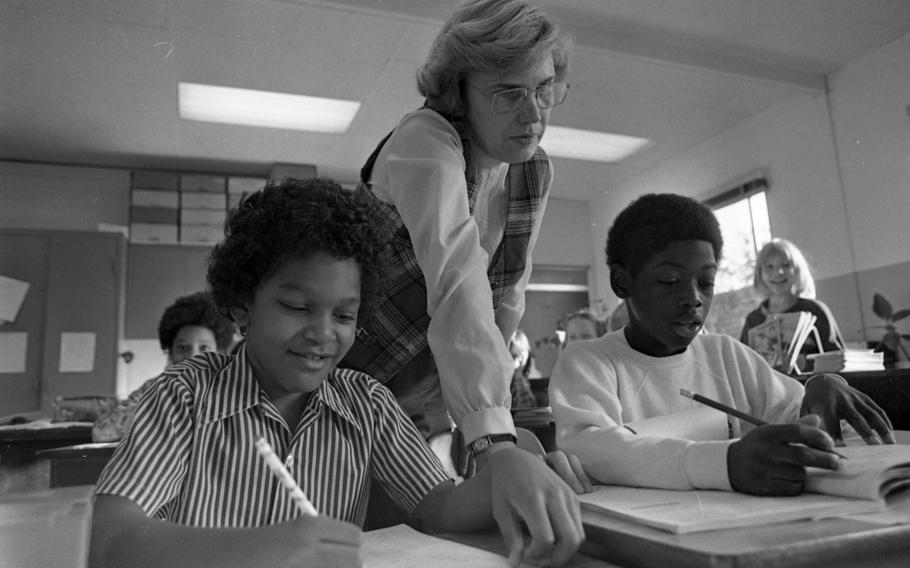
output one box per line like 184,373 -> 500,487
542,451 -> 594,494
801,374 -> 895,445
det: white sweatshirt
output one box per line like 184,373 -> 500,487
549,330 -> 804,490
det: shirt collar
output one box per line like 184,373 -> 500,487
199,343 -> 360,430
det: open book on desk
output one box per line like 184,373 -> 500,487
363,524 -> 510,567
579,444 -> 910,534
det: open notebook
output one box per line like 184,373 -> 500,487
579,444 -> 910,534
363,524 -> 510,567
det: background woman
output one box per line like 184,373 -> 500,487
740,238 -> 844,370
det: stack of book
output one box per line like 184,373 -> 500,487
808,349 -> 885,373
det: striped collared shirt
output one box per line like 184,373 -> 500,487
95,345 -> 450,527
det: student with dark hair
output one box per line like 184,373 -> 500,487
550,193 -> 893,496
156,291 -> 237,362
92,291 -> 235,442
89,178 -> 584,568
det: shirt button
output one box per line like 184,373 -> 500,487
284,455 -> 295,469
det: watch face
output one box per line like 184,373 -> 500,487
472,438 -> 490,453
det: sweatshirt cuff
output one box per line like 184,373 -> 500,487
682,440 -> 734,491
460,406 -> 516,446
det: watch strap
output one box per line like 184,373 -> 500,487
469,433 -> 517,455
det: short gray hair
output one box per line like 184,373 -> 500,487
417,0 -> 572,119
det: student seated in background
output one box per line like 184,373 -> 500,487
550,193 -> 894,497
560,308 -> 607,347
90,178 -> 586,568
509,329 -> 538,409
740,238 -> 845,369
91,291 -> 235,442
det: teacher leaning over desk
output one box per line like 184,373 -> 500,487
342,0 -> 589,558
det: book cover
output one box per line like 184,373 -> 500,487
748,311 -> 818,373
747,317 -> 784,369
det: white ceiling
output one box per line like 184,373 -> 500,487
2,0 -> 909,202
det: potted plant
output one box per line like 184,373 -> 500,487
863,293 -> 910,368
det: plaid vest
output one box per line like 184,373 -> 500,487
342,111 -> 550,383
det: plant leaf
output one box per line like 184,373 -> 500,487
872,293 -> 893,320
892,309 -> 910,322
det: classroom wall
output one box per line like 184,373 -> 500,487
588,31 -> 910,345
0,161 -> 592,393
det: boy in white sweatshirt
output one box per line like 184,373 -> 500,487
550,193 -> 894,496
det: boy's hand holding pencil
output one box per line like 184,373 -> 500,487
680,389 -> 847,497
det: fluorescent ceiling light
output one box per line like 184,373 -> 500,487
178,82 -> 360,133
541,126 -> 650,162
526,283 -> 588,292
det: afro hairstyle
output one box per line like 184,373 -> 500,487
605,193 -> 723,277
157,291 -> 235,352
206,177 -> 387,325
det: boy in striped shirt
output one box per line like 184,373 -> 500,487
90,178 -> 584,568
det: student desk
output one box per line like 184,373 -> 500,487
580,508 -> 910,568
36,442 -> 118,488
0,421 -> 93,467
839,368 -> 910,430
0,484 -> 94,568
0,484 -> 618,568
578,431 -> 910,568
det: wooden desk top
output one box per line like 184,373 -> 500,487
442,529 -> 620,567
0,484 -> 94,568
0,421 -> 93,442
581,509 -> 910,568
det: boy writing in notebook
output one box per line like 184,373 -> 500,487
90,179 -> 585,568
550,193 -> 894,497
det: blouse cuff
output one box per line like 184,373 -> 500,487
460,407 -> 516,446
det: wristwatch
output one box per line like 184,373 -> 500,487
468,433 -> 517,456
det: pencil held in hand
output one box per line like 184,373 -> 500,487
255,436 -> 319,516
679,389 -> 848,460
679,388 -> 764,426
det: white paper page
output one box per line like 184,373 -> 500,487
0,332 -> 28,373
579,486 -> 883,534
59,332 -> 96,373
0,274 -> 29,323
806,444 -> 910,501
362,524 -> 509,568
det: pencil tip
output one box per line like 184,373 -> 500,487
680,388 -> 692,398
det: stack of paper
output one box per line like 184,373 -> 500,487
808,349 -> 885,373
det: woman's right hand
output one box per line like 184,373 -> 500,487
727,415 -> 842,496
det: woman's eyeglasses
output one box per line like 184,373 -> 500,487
472,82 -> 570,115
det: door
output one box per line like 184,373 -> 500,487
41,232 -> 124,407
0,233 -> 49,416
